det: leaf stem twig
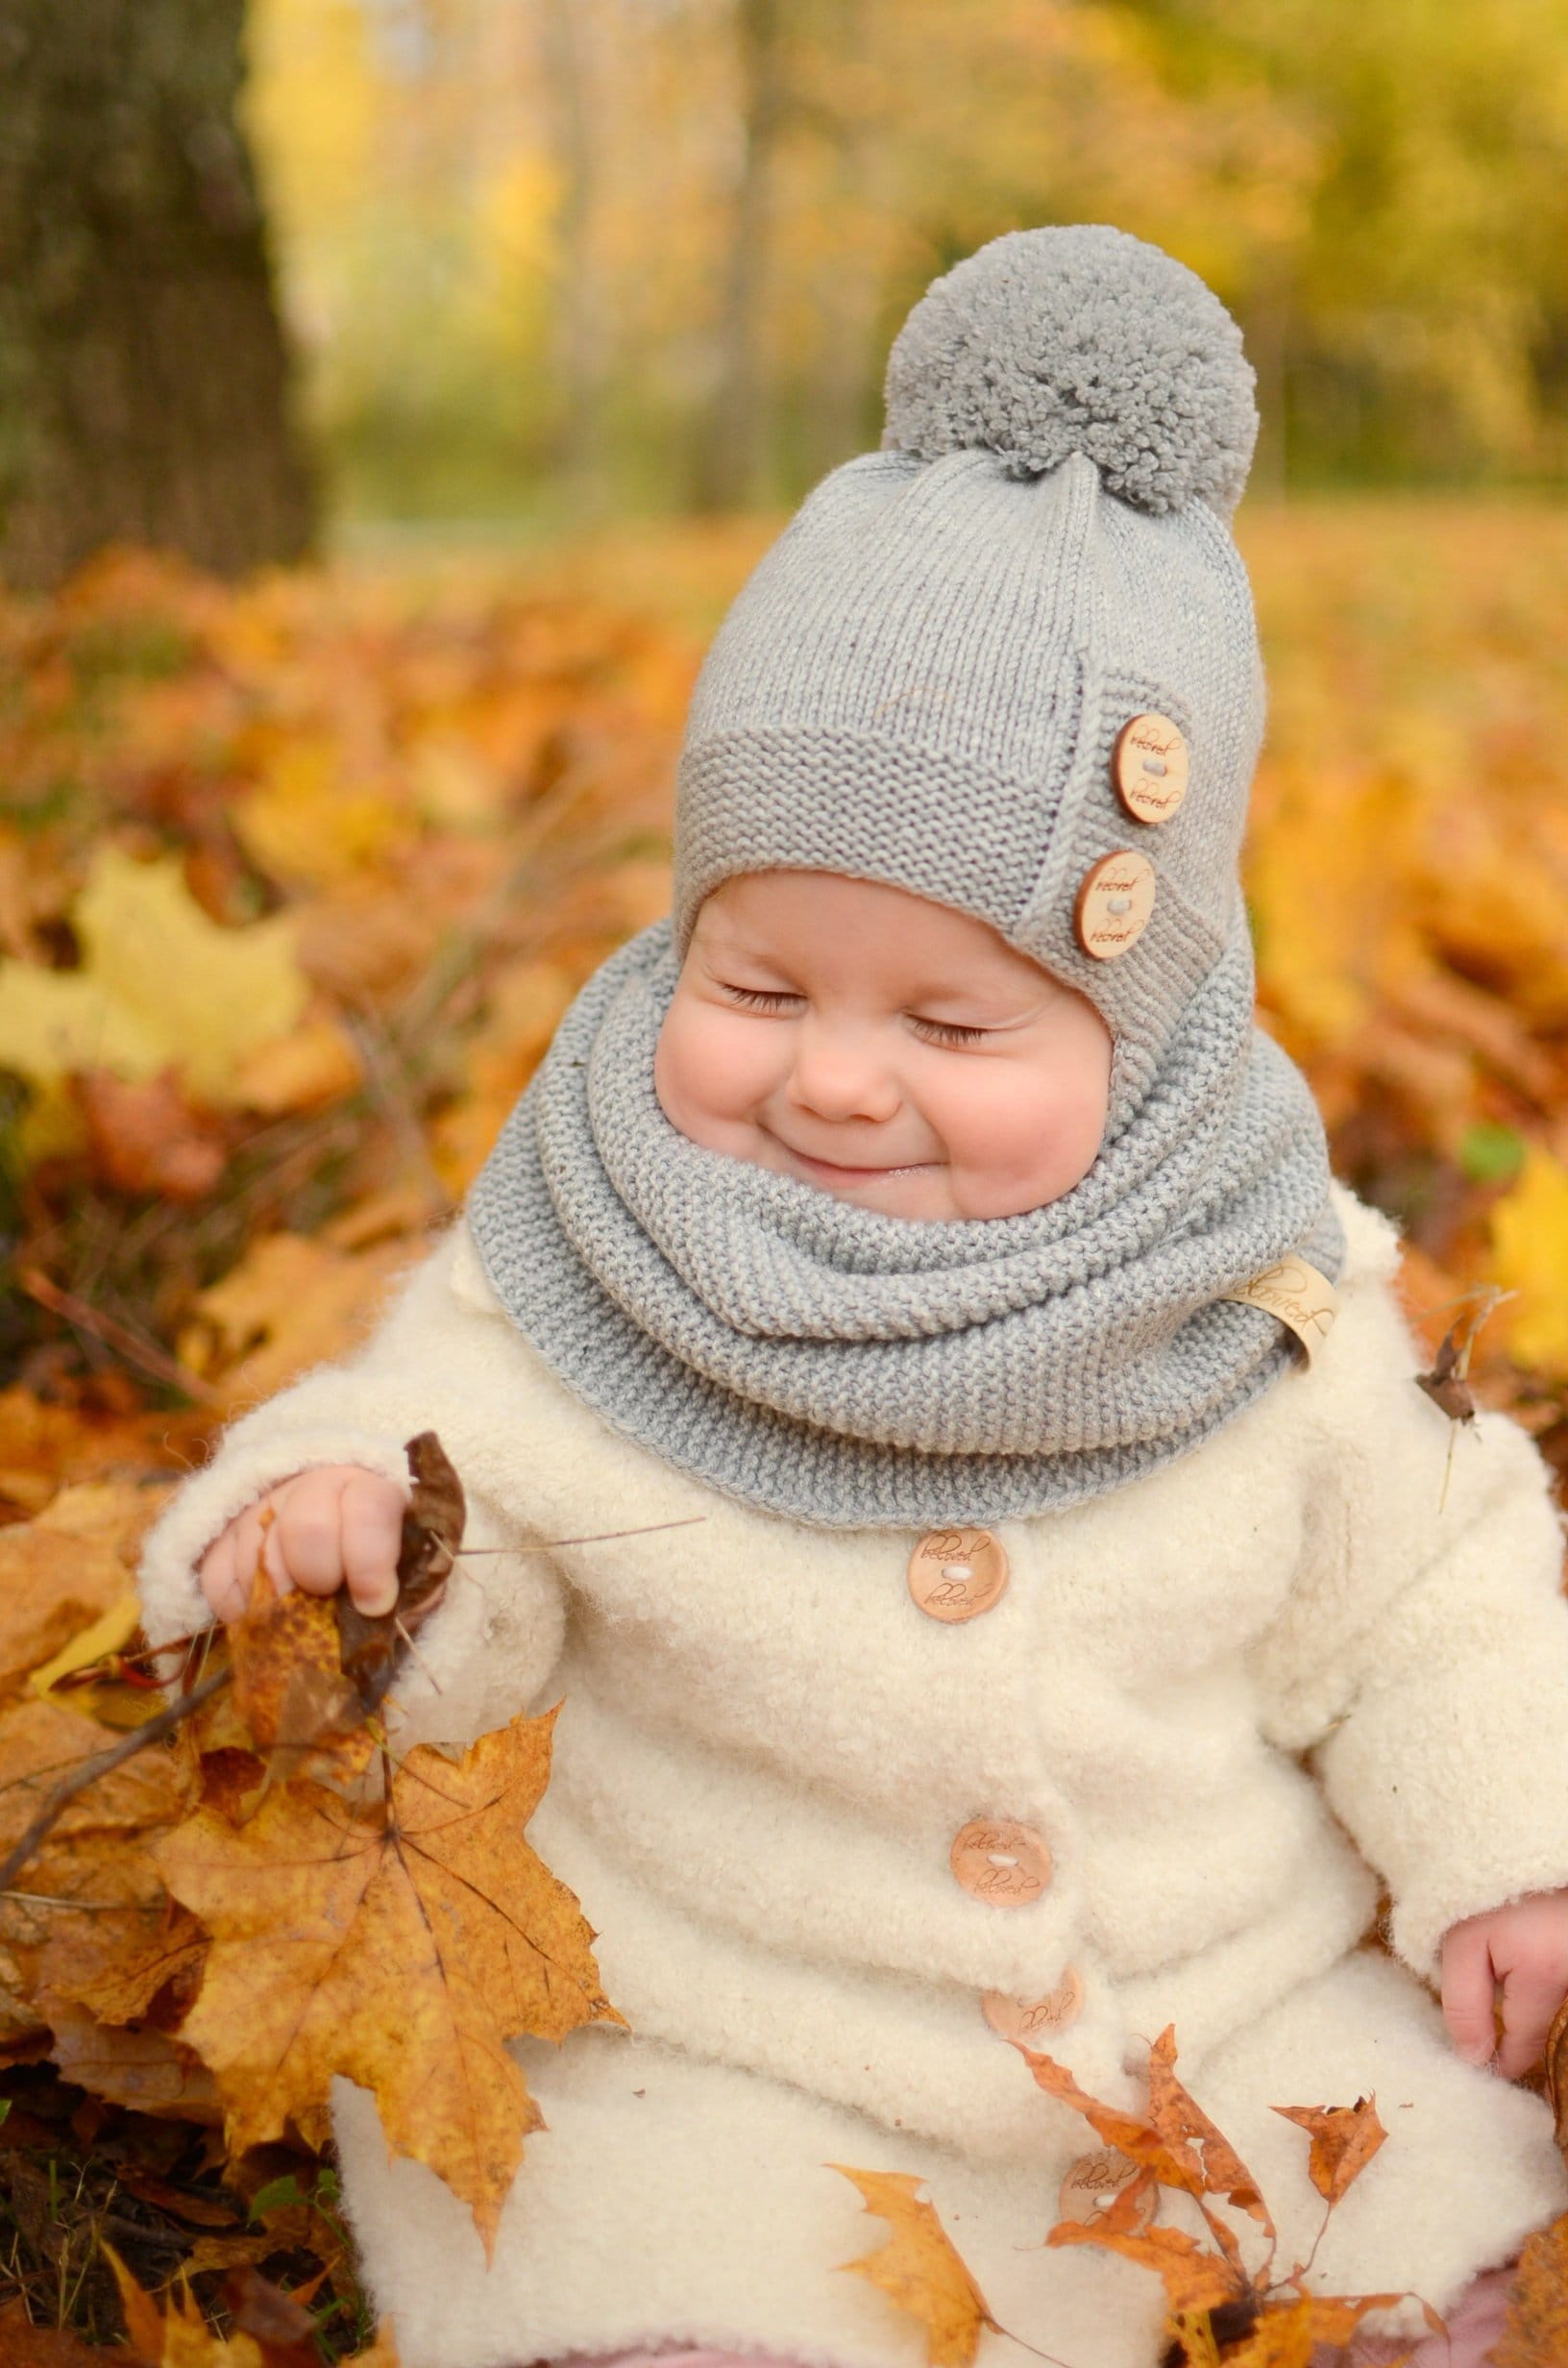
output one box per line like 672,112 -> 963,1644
0,1665 -> 231,1893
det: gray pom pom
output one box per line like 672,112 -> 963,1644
882,224 -> 1258,518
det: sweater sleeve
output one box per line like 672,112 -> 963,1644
1248,1195 -> 1568,1984
134,1218 -> 569,1752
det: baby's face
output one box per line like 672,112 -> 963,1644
653,871 -> 1113,1221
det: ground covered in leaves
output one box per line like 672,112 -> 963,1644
2,502 -> 1568,2362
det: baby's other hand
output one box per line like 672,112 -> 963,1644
197,1466 -> 405,1625
1440,1889 -> 1568,2078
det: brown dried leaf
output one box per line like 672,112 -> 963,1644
1212,2297 -> 1314,2366
46,1997 -> 222,2122
1148,2026 -> 1272,2232
1046,2215 -> 1243,2317
106,2242 -> 394,2366
0,1522 -> 132,1704
74,1065 -> 227,1203
1544,1989 -> 1568,2154
156,1708 -> 620,2251
0,2298 -> 112,2367
0,1695 -> 188,2042
332,1429 -> 465,1718
1025,2041 -> 1209,2200
1490,2211 -> 1568,2368
229,1558 -> 358,1755
43,1898 -> 208,2025
1270,2096 -> 1386,2205
830,2167 -> 995,2368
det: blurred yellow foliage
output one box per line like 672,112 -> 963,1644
0,847 -> 308,1156
1492,1149 -> 1568,1380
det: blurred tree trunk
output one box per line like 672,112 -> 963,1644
539,0 -> 608,518
694,0 -> 786,511
0,0 -> 316,592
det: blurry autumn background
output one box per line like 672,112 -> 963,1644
4,0 -> 1568,2352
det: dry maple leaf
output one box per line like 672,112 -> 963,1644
0,1519 -> 134,1704
228,1561 -> 359,1756
156,1707 -> 622,2253
1269,2098 -> 1385,2206
1489,2211 -> 1568,2368
0,1693 -> 188,2046
0,2299 -> 112,2366
105,2243 -> 401,2367
830,2166 -> 997,2368
1543,1988 -> 1568,2156
1029,2035 -> 1416,2361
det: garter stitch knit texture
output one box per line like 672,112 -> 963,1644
466,223 -> 1346,1523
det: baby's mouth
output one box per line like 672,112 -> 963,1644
765,1130 -> 940,1181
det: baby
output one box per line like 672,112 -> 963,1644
139,228 -> 1568,2368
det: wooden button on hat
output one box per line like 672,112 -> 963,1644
1074,850 -> 1156,960
907,1527 -> 1009,1621
1113,712 -> 1189,823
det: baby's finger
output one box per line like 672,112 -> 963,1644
339,1474 -> 405,1617
229,1500 -> 291,1609
1440,1922 -> 1498,2066
199,1529 -> 244,1621
277,1473 -> 352,1596
1495,1961 -> 1565,2080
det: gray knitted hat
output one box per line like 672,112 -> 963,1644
672,222 -> 1263,1136
466,223 -> 1343,1528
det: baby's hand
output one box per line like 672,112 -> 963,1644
1440,1890 -> 1568,2078
197,1466 -> 406,1624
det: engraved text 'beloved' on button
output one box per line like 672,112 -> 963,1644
950,1819 -> 1052,1905
1074,850 -> 1156,960
907,1527 -> 1010,1622
1113,712 -> 1189,824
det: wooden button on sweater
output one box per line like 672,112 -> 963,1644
950,1819 -> 1052,1905
1113,712 -> 1189,823
907,1528 -> 1010,1621
1057,2147 -> 1157,2232
980,1966 -> 1084,2045
1074,850 -> 1156,960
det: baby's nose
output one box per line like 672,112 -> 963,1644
787,1023 -> 901,1123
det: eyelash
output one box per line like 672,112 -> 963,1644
720,985 -> 990,1047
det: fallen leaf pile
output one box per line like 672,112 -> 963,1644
0,1429 -> 618,2355
835,2034 -> 1448,2366
3,510 -> 1568,2353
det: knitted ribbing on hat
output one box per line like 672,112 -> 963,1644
465,922 -> 1344,1528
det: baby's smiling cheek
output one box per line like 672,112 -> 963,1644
654,997 -> 1112,1221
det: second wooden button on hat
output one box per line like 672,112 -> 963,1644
1074,850 -> 1156,960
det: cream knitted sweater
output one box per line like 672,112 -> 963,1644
136,1179 -> 1568,2368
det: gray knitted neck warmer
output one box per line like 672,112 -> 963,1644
466,922 -> 1342,1528
466,224 -> 1347,1529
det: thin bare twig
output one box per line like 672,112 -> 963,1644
453,1515 -> 706,1555
17,1265 -> 221,1405
0,1666 -> 230,1894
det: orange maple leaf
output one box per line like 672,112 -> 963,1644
156,1707 -> 623,2254
830,2166 -> 997,2368
1489,2211 -> 1568,2368
1270,2096 -> 1386,2206
104,2241 -> 401,2365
